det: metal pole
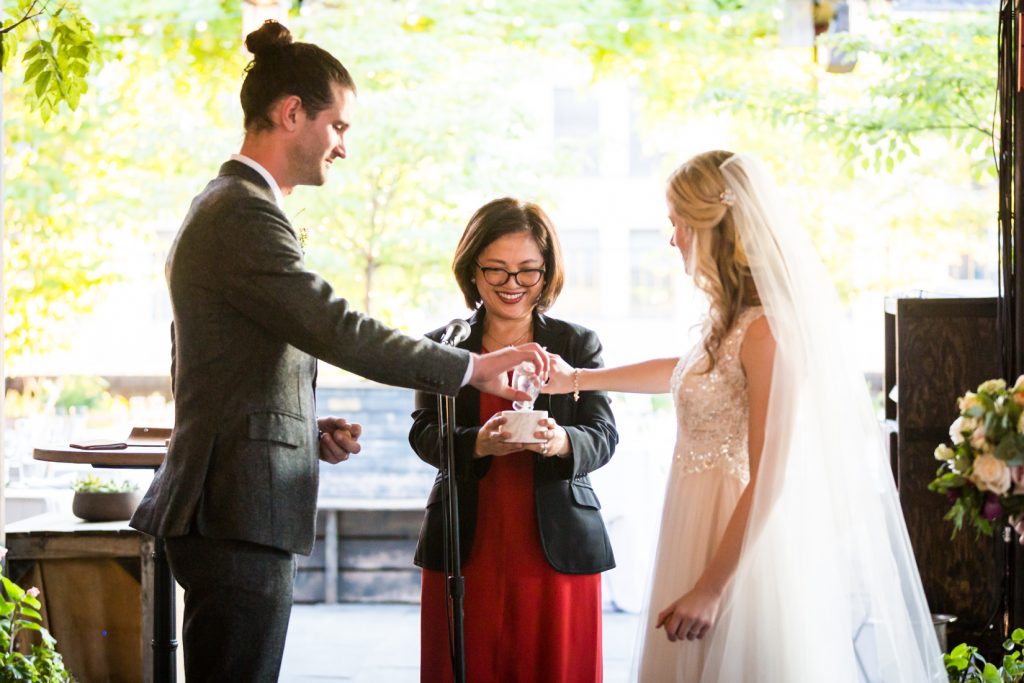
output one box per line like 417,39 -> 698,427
436,391 -> 466,683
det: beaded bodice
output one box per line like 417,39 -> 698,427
670,307 -> 763,483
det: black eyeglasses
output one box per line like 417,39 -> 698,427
475,263 -> 546,287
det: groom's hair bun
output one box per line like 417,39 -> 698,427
239,20 -> 355,133
245,20 -> 293,58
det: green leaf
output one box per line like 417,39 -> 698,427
34,69 -> 50,98
21,42 -> 40,61
23,58 -> 44,82
2,578 -> 24,603
951,643 -> 973,658
17,606 -> 40,621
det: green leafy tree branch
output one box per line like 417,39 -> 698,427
1,0 -> 97,122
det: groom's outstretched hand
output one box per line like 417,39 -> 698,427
469,342 -> 549,402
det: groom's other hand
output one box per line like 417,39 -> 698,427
317,416 -> 362,464
468,342 -> 549,401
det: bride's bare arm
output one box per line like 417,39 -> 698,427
542,356 -> 679,395
656,316 -> 775,642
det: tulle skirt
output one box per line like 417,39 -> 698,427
632,464 -> 746,683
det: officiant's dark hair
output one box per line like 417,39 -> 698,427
241,20 -> 356,132
452,198 -> 565,313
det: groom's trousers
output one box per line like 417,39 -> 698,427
165,531 -> 296,682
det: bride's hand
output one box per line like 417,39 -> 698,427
655,585 -> 721,643
540,353 -> 575,395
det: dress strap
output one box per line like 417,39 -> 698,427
731,306 -> 765,341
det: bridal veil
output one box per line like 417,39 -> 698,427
698,155 -> 945,681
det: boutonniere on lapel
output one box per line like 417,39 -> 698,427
293,208 -> 309,252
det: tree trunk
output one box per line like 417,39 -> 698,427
363,257 -> 375,316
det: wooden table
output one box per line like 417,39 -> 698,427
33,444 -> 175,683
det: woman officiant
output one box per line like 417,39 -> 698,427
409,197 -> 619,683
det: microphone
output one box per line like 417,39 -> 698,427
440,318 -> 471,346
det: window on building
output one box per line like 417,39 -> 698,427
629,229 -> 675,317
553,87 -> 600,177
556,229 -> 601,317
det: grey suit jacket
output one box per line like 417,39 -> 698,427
130,160 -> 470,556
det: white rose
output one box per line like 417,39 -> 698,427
1014,375 -> 1024,392
970,425 -> 988,450
979,379 -> 1007,395
950,416 -> 968,445
934,444 -> 955,461
972,454 -> 1012,495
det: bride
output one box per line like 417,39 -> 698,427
544,151 -> 945,681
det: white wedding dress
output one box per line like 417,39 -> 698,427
633,307 -> 762,682
630,154 -> 946,682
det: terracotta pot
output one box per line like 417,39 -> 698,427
72,490 -> 142,522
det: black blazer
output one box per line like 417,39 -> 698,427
409,309 -> 618,574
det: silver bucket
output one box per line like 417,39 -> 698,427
932,613 -> 957,653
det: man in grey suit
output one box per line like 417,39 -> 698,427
129,20 -> 544,682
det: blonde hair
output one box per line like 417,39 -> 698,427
667,150 -> 760,372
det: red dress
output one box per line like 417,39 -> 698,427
420,390 -> 603,683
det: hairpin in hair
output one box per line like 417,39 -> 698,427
719,189 -> 735,207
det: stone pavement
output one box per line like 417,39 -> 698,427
280,604 -> 640,682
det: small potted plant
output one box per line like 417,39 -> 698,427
71,475 -> 141,523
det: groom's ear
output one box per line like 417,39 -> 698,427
275,95 -> 304,132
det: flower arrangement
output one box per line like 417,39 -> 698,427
929,377 -> 1024,537
0,547 -> 73,681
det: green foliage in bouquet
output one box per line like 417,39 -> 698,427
929,378 -> 1024,537
945,628 -> 1024,682
0,548 -> 72,682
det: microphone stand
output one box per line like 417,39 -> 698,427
437,336 -> 467,683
